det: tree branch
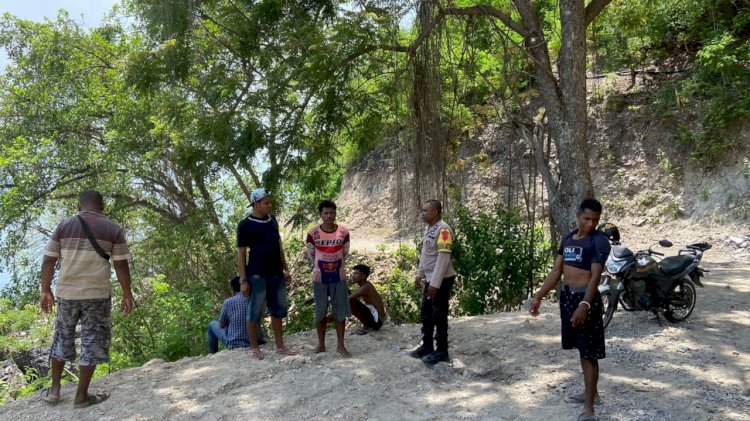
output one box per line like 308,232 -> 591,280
584,0 -> 614,27
111,193 -> 181,222
443,6 -> 529,38
514,118 -> 558,193
194,175 -> 234,253
340,5 -> 528,74
228,164 -> 255,203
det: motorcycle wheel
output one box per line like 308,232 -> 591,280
618,291 -> 636,311
602,291 -> 618,330
664,279 -> 697,322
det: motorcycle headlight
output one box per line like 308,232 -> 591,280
606,258 -> 627,274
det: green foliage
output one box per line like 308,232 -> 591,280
0,0 -> 747,405
0,366 -> 54,404
604,94 -> 628,113
699,187 -> 710,202
285,286 -> 316,334
392,243 -> 419,270
602,151 -> 616,167
16,367 -> 52,400
0,299 -> 56,404
603,195 -> 626,216
638,191 -> 659,210
661,202 -> 682,219
451,205 -> 551,316
111,275 -> 214,364
597,0 -> 750,168
362,243 -> 421,325
0,299 -> 52,359
377,266 -> 421,325
657,148 -> 682,180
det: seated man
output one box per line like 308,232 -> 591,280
207,277 -> 265,353
348,264 -> 386,334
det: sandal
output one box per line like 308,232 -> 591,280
39,387 -> 60,405
577,413 -> 598,421
249,348 -> 264,360
73,391 -> 109,409
276,346 -> 298,356
565,393 -> 602,405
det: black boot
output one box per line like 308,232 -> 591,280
422,350 -> 450,365
409,343 -> 434,359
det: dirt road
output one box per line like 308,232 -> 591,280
2,255 -> 748,420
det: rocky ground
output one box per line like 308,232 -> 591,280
2,226 -> 748,421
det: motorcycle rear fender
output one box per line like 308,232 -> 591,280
674,263 -> 699,282
689,271 -> 705,287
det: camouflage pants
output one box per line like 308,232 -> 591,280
50,298 -> 112,366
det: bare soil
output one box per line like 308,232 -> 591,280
3,240 -> 748,420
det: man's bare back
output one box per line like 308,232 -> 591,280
351,281 -> 385,320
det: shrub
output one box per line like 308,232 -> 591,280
377,266 -> 421,325
374,244 -> 421,325
450,205 -> 551,315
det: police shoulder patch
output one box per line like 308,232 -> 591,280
436,227 -> 453,252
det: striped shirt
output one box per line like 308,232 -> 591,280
306,225 -> 350,283
218,293 -> 250,349
44,210 -> 131,300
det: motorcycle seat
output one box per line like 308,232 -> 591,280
612,245 -> 633,259
658,254 -> 695,275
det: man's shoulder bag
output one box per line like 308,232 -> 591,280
76,215 -> 110,261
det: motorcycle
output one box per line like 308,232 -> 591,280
595,224 -> 711,329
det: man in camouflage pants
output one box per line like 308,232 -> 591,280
40,190 -> 133,408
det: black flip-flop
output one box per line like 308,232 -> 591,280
73,391 -> 109,409
39,387 -> 60,405
565,393 -> 602,405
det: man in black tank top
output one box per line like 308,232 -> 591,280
237,188 -> 297,360
529,198 -> 610,421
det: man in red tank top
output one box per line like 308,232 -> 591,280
306,200 -> 352,357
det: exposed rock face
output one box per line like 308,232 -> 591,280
338,76 -> 749,243
337,145 -> 416,239
1,360 -> 25,396
11,347 -> 53,379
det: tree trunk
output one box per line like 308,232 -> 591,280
393,0 -> 613,237
513,0 -> 593,237
411,0 -> 445,208
548,0 -> 593,235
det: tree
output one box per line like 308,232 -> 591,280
124,0 -> 401,225
0,13 -> 244,361
379,0 -> 614,235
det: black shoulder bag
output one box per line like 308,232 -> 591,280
76,215 -> 110,261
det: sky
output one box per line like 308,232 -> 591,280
1,0 -> 119,24
0,1 -> 120,289
0,0 -> 121,70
